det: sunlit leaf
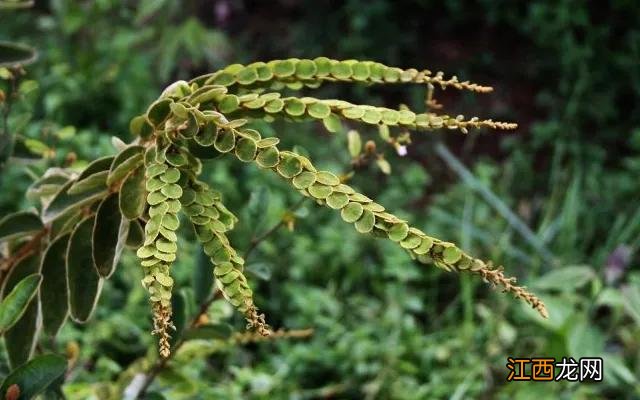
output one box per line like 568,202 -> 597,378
0,274 -> 41,334
322,113 -> 342,133
347,130 -> 362,157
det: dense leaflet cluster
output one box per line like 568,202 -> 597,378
135,156 -> 182,357
185,180 -> 269,336
193,57 -> 495,93
0,58 -> 546,361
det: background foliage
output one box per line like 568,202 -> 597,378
1,1 -> 639,399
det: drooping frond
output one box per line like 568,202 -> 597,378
199,123 -> 546,318
124,59 -> 541,356
5,57 -> 546,357
0,58 -> 537,360
183,178 -> 270,336
135,153 -> 183,357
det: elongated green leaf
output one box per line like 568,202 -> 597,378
322,113 -> 342,133
119,167 -> 146,220
92,193 -> 129,278
0,41 -> 37,67
75,155 -> 115,182
40,234 -> 70,337
0,211 -> 43,242
0,354 -> 67,400
107,145 -> 144,185
67,171 -> 108,195
1,253 -> 41,369
26,172 -> 70,202
42,180 -> 107,224
66,216 -> 102,323
183,323 -> 233,340
0,274 -> 41,334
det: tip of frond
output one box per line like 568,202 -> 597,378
442,116 -> 518,133
428,71 -> 494,93
151,302 -> 174,358
538,303 -> 549,319
245,304 -> 271,337
486,121 -> 518,130
472,264 -> 548,319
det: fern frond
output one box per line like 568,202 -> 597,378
212,93 -> 516,133
183,119 -> 546,318
136,152 -> 183,358
125,58 -> 543,359
184,179 -> 270,336
191,58 -> 493,94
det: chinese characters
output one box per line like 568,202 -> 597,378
506,357 -> 603,382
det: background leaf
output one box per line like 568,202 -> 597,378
183,324 -> 233,341
43,180 -> 107,224
532,265 -> 596,291
0,354 -> 67,399
40,234 -> 70,337
0,41 -> 36,67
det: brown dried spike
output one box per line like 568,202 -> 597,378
473,265 -> 548,319
245,303 -> 271,337
152,302 -> 174,358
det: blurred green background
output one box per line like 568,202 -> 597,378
1,0 -> 640,399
